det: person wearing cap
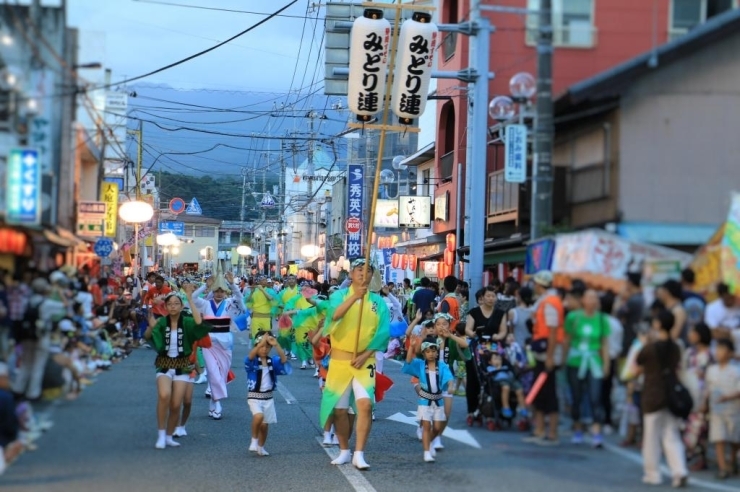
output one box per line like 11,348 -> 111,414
12,276 -> 67,401
403,336 -> 453,462
524,270 -> 565,446
145,284 -> 210,449
191,270 -> 246,420
320,258 -> 390,470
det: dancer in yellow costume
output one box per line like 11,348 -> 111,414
284,290 -> 316,369
246,277 -> 275,340
276,275 -> 300,353
320,259 -> 390,470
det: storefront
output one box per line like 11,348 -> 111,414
0,227 -> 33,272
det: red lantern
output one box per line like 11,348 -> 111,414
446,233 -> 456,253
401,254 -> 409,270
408,254 -> 417,271
391,253 -> 400,269
444,249 -> 454,267
438,262 -> 447,279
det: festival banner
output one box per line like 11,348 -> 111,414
345,164 -> 364,258
100,182 -> 118,237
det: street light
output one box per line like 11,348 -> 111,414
237,245 -> 252,276
301,244 -> 320,258
119,200 -> 154,280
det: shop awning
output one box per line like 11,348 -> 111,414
43,229 -> 74,248
485,247 -> 527,265
56,227 -> 86,247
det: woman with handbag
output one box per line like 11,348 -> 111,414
635,309 -> 689,488
144,285 -> 210,450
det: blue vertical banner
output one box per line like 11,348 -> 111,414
6,149 -> 41,226
345,164 -> 365,258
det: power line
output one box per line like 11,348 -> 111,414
131,0 -> 313,20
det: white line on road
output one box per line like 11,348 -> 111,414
315,437 -> 378,492
604,443 -> 739,492
276,381 -> 297,404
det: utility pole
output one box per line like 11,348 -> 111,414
531,0 -> 554,240
465,0 -> 491,298
239,166 -> 248,275
276,138 -> 287,278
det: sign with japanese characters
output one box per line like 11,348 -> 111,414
100,182 -> 118,238
77,201 -> 107,237
345,164 -> 365,258
504,124 -> 527,183
347,9 -> 391,121
5,149 -> 41,226
374,199 -> 399,228
398,196 -> 431,229
391,12 -> 438,124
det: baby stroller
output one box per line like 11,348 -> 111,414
472,337 -> 530,432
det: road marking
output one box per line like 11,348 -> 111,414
276,381 -> 297,404
315,437 -> 378,492
386,411 -> 481,449
604,443 -> 739,492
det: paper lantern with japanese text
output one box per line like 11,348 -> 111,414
401,254 -> 409,270
408,254 -> 418,271
390,12 -> 438,125
446,233 -> 456,253
347,9 -> 391,122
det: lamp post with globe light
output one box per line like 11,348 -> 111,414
119,200 -> 154,280
489,72 -> 539,240
156,232 -> 179,278
236,245 -> 252,277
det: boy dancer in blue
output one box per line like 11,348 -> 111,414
245,331 -> 290,456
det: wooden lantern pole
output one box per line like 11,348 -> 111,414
352,0 -> 432,358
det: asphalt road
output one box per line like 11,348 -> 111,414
2,344 -> 738,492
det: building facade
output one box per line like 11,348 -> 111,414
554,9 -> 740,248
434,0 -> 738,280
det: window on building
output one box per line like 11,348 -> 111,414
183,225 -> 216,237
420,168 -> 431,197
487,171 -> 519,216
526,0 -> 595,48
670,0 -> 736,40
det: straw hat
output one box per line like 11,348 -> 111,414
210,259 -> 231,292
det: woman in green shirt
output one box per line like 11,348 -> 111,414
562,289 -> 610,448
145,284 -> 210,450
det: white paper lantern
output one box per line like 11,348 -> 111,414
391,12 -> 438,125
347,9 -> 392,122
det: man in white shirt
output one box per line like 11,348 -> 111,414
704,282 -> 740,355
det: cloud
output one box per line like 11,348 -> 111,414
68,0 -> 316,91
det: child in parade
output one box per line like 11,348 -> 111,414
144,286 -> 210,450
245,331 -> 289,457
403,336 -> 453,462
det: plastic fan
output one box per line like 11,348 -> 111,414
278,314 -> 293,329
375,373 -> 394,403
389,319 -> 409,338
302,287 -> 318,299
234,312 -> 250,332
227,370 -> 236,384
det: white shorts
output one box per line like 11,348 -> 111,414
248,398 -> 277,425
417,404 -> 447,422
156,369 -> 193,383
335,378 -> 371,409
710,413 -> 740,443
